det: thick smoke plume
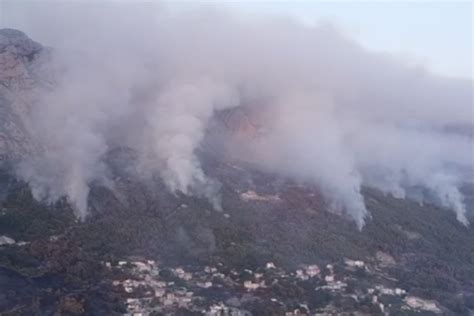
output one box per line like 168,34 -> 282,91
5,3 -> 473,228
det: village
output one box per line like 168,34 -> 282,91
106,255 -> 443,315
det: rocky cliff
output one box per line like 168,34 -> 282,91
0,29 -> 51,163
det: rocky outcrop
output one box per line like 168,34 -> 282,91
0,29 -> 49,164
0,28 -> 43,86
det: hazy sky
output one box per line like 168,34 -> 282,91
0,0 -> 472,79
223,1 -> 473,79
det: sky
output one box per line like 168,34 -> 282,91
0,0 -> 472,79
223,1 -> 473,79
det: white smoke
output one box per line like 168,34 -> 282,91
137,78 -> 238,209
3,2 -> 473,227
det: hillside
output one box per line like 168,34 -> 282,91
0,29 -> 473,315
1,155 -> 474,315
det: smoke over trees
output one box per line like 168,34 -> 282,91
3,2 -> 473,228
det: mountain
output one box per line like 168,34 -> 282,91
0,29 -> 473,315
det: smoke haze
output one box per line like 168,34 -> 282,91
4,2 -> 473,228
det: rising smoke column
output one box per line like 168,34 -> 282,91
137,78 -> 239,209
5,2 -> 472,227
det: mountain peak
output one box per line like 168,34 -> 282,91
0,28 -> 42,58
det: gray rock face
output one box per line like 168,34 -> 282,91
0,29 -> 42,56
0,29 -> 47,164
0,28 -> 43,86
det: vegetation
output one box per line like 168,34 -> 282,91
0,166 -> 473,314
